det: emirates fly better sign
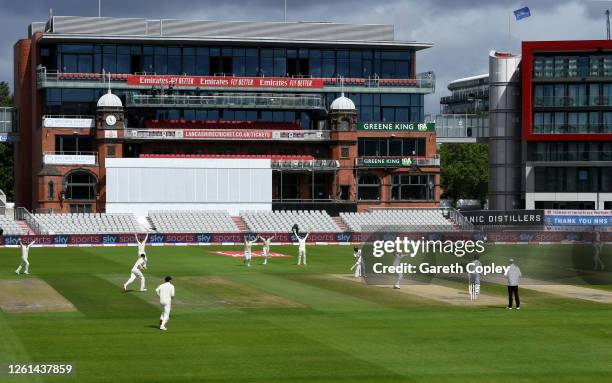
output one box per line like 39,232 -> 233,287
127,75 -> 324,89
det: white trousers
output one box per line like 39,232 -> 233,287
160,303 -> 171,328
262,248 -> 269,264
16,258 -> 29,274
469,282 -> 481,300
125,269 -> 145,290
297,249 -> 307,265
354,263 -> 362,278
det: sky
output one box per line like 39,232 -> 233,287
0,0 -> 610,114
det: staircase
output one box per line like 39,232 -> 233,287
232,216 -> 248,232
16,220 -> 36,235
333,217 -> 349,232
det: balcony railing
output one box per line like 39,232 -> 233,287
533,96 -> 612,107
533,123 -> 612,134
127,93 -> 325,110
42,151 -> 98,166
36,67 -> 435,92
427,114 -> 489,140
529,150 -> 612,162
272,159 -> 340,170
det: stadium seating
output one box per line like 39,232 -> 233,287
149,210 -> 239,233
240,210 -> 341,233
0,215 -> 26,236
31,213 -> 144,235
339,209 -> 456,232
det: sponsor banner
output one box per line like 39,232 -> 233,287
43,117 -> 95,129
43,154 -> 96,166
462,210 -> 544,226
127,75 -> 324,89
544,215 -> 612,226
357,122 -> 435,132
183,130 -> 273,140
359,157 -> 414,167
124,129 -> 329,141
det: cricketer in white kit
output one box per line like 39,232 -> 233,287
244,236 -> 257,267
351,247 -> 364,278
258,235 -> 275,265
123,254 -> 147,292
296,230 -> 310,266
156,276 -> 175,331
15,239 -> 36,275
135,233 -> 148,259
467,256 -> 482,300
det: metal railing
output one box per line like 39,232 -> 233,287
272,159 -> 340,170
448,208 -> 475,230
36,66 -> 436,91
427,113 -> 489,139
127,92 -> 325,110
533,96 -> 612,107
529,150 -> 612,162
533,123 -> 612,134
15,207 -> 42,234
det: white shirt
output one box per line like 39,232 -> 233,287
298,233 -> 309,251
132,257 -> 146,271
505,264 -> 522,286
21,244 -> 32,259
262,237 -> 273,250
353,249 -> 362,258
156,282 -> 175,305
245,240 -> 255,252
137,241 -> 146,255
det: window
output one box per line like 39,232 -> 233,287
391,174 -> 435,201
340,147 -> 350,158
357,175 -> 380,200
69,204 -> 93,213
63,171 -> 98,201
48,181 -> 54,200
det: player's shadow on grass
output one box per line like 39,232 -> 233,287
145,325 -> 161,330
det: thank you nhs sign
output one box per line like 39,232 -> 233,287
544,210 -> 612,226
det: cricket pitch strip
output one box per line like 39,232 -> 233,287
0,278 -> 77,313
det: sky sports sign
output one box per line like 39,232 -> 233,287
127,75 -> 324,89
357,122 -> 435,132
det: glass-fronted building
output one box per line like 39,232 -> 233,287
523,40 -> 612,210
14,16 -> 439,214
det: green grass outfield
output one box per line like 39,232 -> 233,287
0,244 -> 611,383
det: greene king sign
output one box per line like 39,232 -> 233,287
360,157 -> 413,167
357,122 -> 435,132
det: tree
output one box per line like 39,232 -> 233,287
0,81 -> 14,201
439,143 -> 488,206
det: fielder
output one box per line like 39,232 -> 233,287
593,231 -> 605,271
258,235 -> 275,265
393,252 -> 406,289
123,254 -> 147,292
135,233 -> 148,260
351,247 -> 364,278
467,255 -> 482,300
156,276 -> 175,331
296,230 -> 310,266
15,239 -> 36,275
244,236 -> 257,267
